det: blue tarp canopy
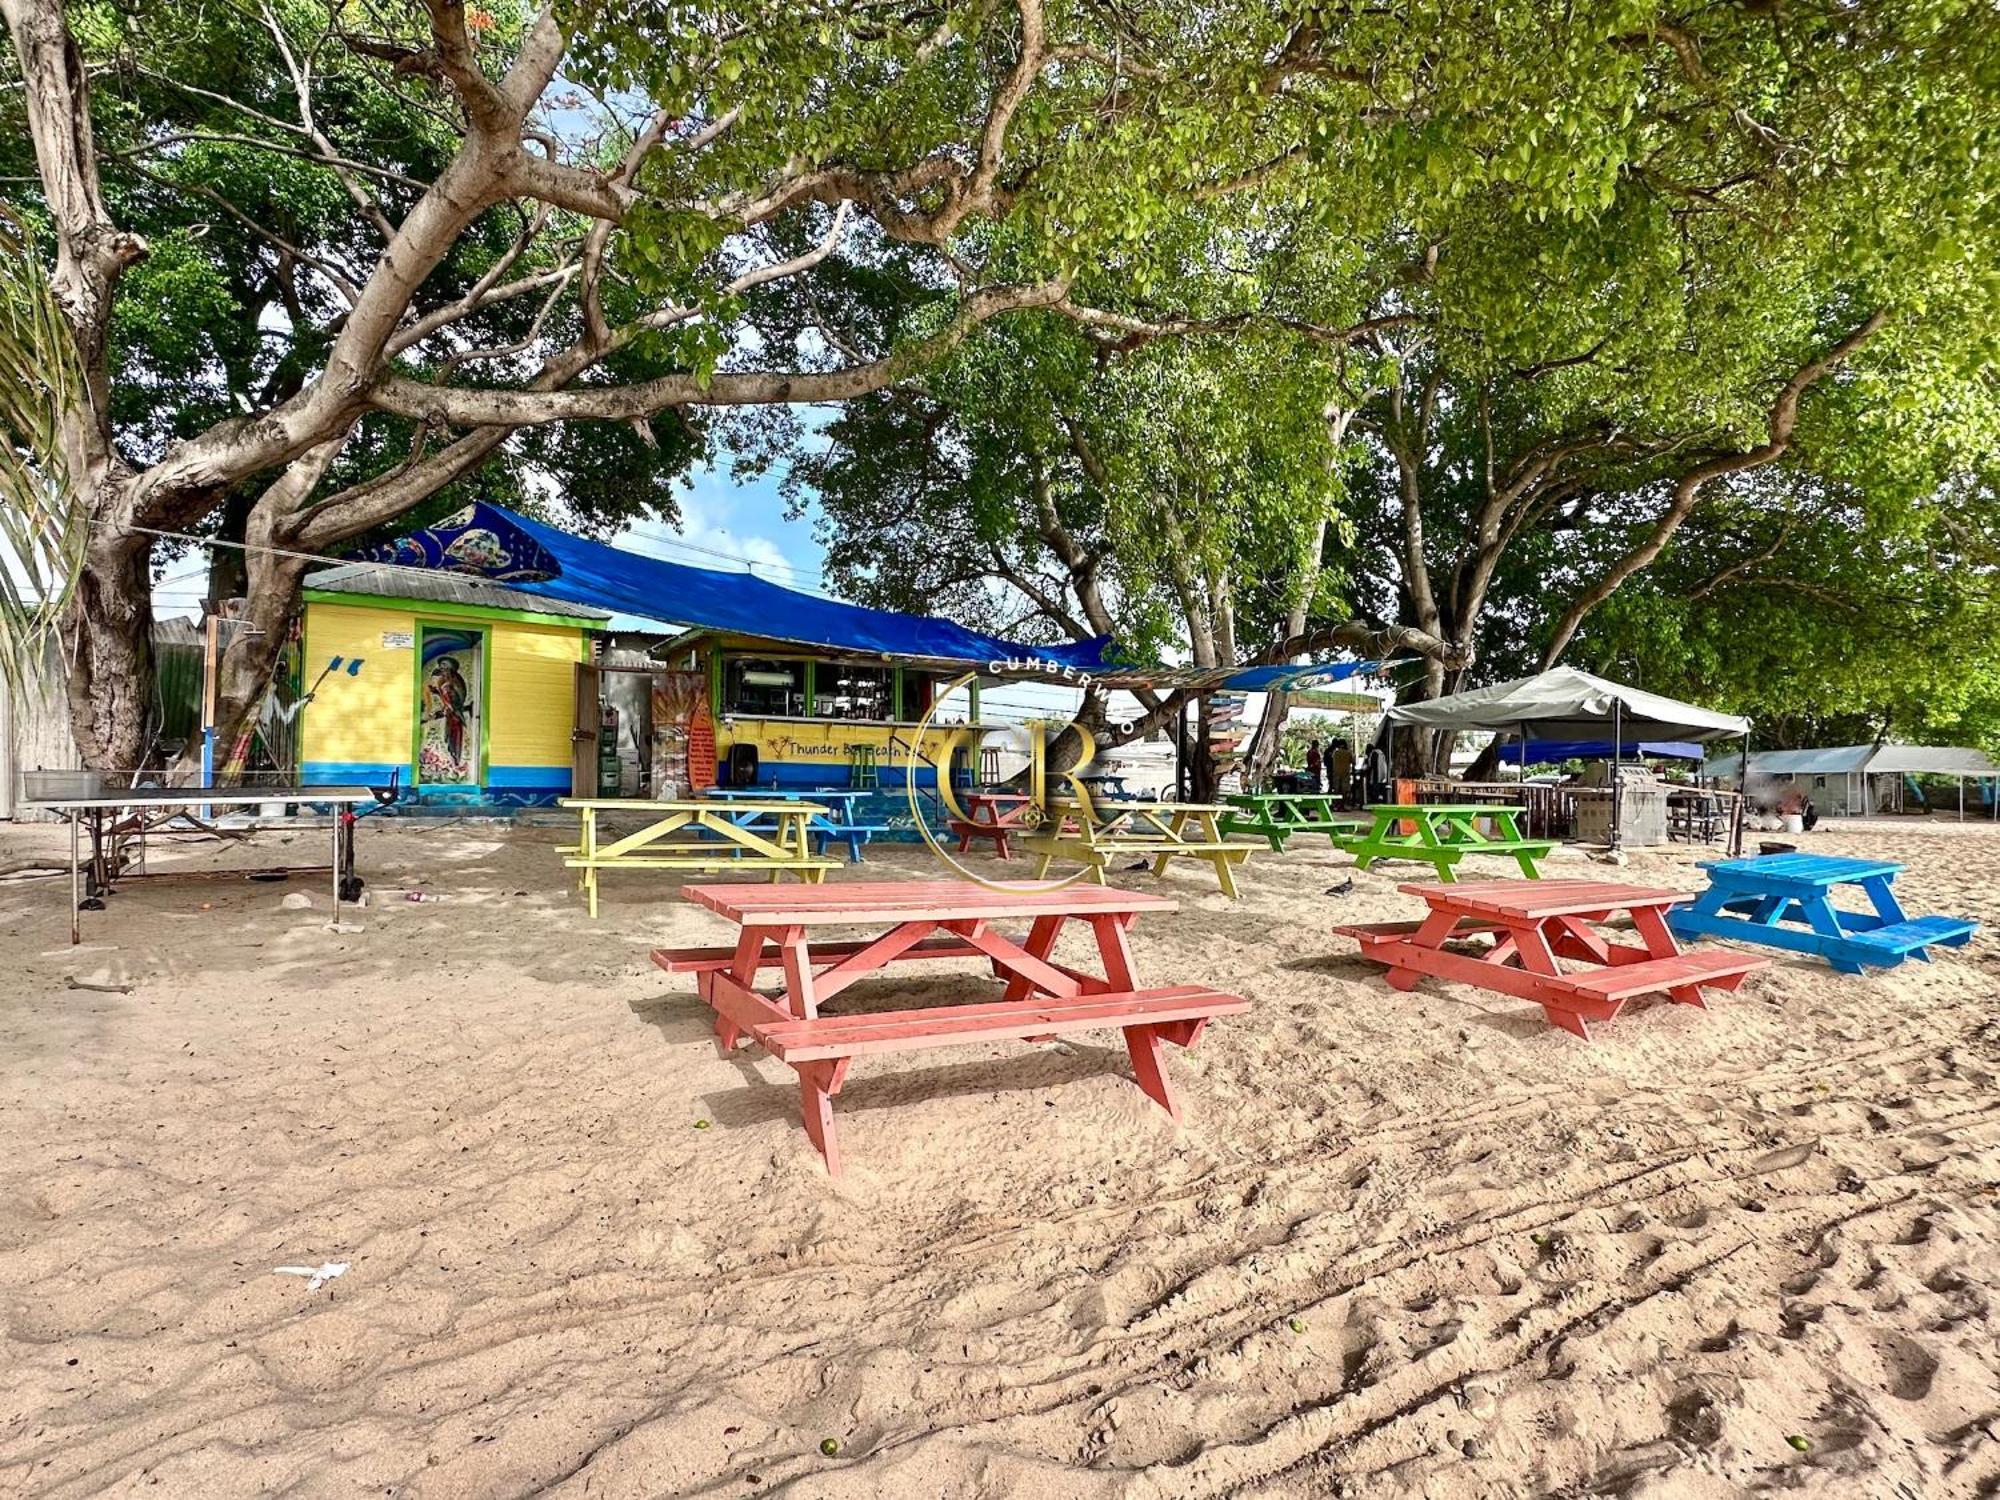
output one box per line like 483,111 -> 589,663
1218,661 -> 1385,692
352,502 -> 1388,689
1511,739 -> 1705,764
353,501 -> 1112,672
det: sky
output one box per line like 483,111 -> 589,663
616,462 -> 830,599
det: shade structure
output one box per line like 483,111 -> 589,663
1515,738 -> 1704,764
349,501 -> 1387,690
1703,744 -> 2000,779
1384,666 -> 1748,742
351,501 -> 1114,673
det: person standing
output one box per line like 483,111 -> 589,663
1305,738 -> 1323,792
1330,741 -> 1355,804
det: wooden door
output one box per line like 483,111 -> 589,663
571,662 -> 601,797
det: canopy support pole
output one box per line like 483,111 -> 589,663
1609,699 -> 1623,854
1518,723 -> 1530,836
1733,728 -> 1749,856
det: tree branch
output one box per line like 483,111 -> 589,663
1540,309 -> 1889,665
368,279 -> 1073,425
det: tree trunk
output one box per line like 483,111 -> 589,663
1188,698 -> 1219,802
1387,655 -> 1447,779
62,521 -> 156,769
1247,690 -> 1289,787
205,489 -> 253,603
1463,735 -> 1507,781
201,554 -> 310,782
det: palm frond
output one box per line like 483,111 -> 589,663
0,203 -> 87,695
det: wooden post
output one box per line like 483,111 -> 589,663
199,612 -> 220,819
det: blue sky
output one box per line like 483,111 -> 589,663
616,460 -> 830,595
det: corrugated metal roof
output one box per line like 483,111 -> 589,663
305,562 -> 609,621
1864,744 -> 2000,776
1705,744 -> 2000,778
1748,746 -> 1876,775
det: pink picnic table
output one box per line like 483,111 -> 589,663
947,792 -> 1037,859
654,879 -> 1246,1173
1337,879 -> 1767,1040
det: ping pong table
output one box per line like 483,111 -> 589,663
21,777 -> 398,944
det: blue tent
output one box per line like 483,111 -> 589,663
352,501 -> 1113,672
353,502 -> 1388,689
1513,738 -> 1705,764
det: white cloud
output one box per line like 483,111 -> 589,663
618,467 -> 803,584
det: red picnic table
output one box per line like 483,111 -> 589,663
654,879 -> 1247,1174
1336,879 -> 1767,1040
947,792 -> 1037,859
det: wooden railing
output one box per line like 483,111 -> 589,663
1415,778 -> 1743,849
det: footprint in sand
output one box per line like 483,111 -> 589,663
1868,1331 -> 1940,1401
1750,1141 -> 1818,1172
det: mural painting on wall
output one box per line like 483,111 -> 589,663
649,671 -> 708,797
419,630 -> 482,784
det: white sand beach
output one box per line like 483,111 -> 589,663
0,818 -> 1995,1498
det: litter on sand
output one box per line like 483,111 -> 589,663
274,1261 -> 349,1292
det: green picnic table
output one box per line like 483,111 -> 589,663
1334,803 -> 1554,881
1222,792 -> 1371,853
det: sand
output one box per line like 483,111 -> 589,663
0,813 -> 1996,1498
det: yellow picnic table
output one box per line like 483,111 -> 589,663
559,797 -> 840,917
1020,796 -> 1255,897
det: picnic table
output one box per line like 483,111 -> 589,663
1077,772 -> 1135,801
560,798 -> 838,917
948,791 -> 1037,860
654,880 -> 1248,1174
1336,879 -> 1767,1039
705,786 -> 885,863
22,780 -> 392,945
1667,853 -> 1978,975
1021,797 -> 1255,897
1334,803 -> 1554,881
1222,791 -> 1371,853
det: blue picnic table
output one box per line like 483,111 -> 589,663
1667,853 -> 1977,975
704,787 -> 885,863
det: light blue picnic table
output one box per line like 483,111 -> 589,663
1667,852 -> 1977,975
704,787 -> 883,863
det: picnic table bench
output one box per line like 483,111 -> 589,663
1334,803 -> 1555,881
1667,853 -> 1978,974
948,791 -> 1037,860
705,786 -> 887,863
654,880 -> 1248,1174
560,798 -> 838,916
1336,879 -> 1766,1039
1021,797 -> 1255,897
1222,791 -> 1371,852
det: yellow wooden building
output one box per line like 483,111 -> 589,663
299,563 -> 607,809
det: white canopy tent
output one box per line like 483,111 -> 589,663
1386,666 -> 1750,742
1702,744 -> 1999,820
1384,667 -> 1751,848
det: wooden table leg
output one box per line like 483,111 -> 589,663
1123,1026 -> 1181,1120
1799,894 -> 1867,976
1003,915 -> 1066,1001
715,926 -> 764,1051
1514,916 -> 1599,1038
1089,911 -> 1138,990
775,925 -> 819,1019
797,1058 -> 851,1175
1861,874 -> 1909,926
1629,904 -> 1682,957
1629,901 -> 1709,1007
